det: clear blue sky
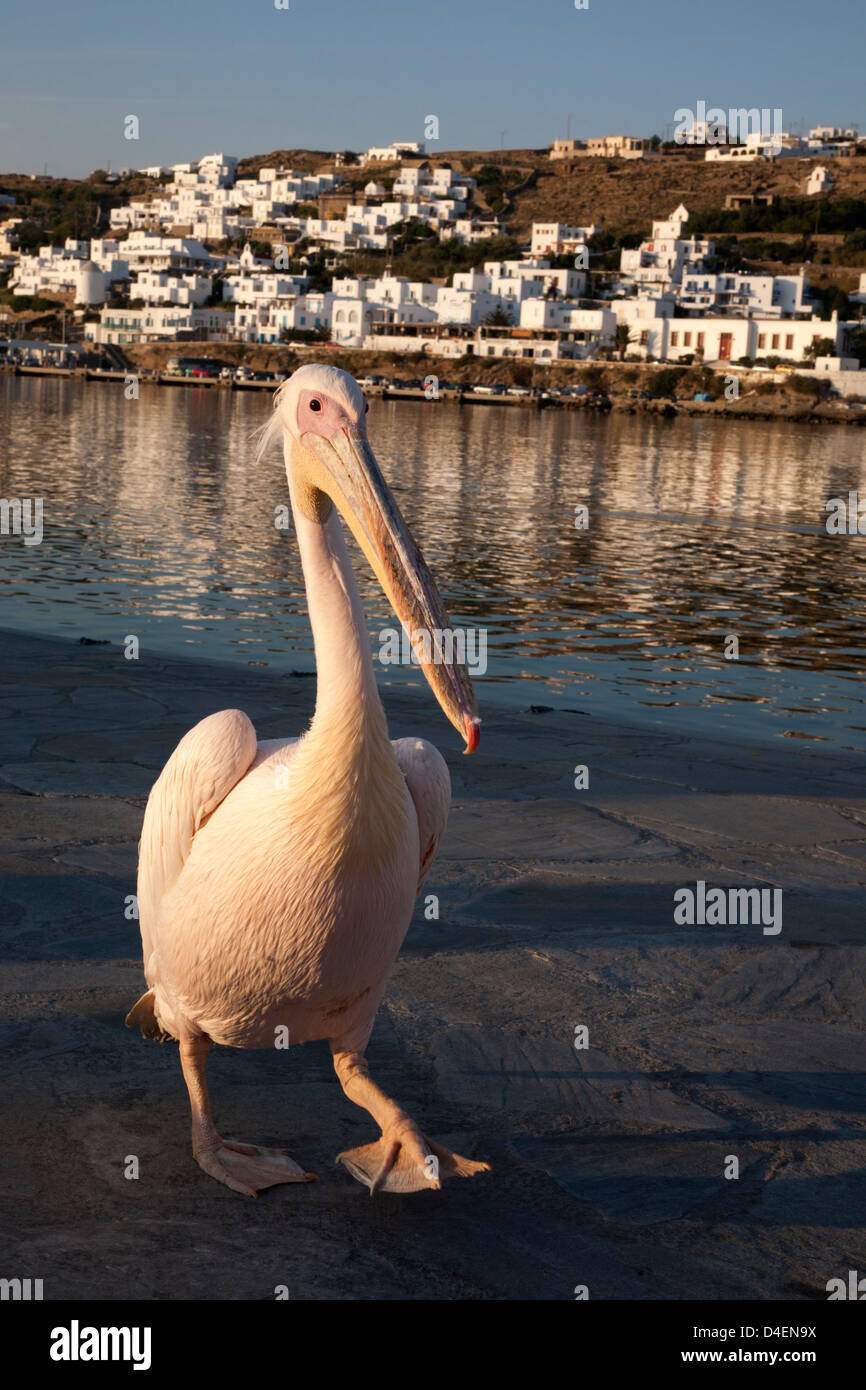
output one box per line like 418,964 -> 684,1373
1,0 -> 864,177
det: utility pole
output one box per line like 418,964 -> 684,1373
498,130 -> 505,152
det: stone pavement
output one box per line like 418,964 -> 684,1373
1,627 -> 864,1299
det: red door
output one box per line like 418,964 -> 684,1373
719,333 -> 733,360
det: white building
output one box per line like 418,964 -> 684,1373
531,222 -> 600,257
519,297 -> 616,339
86,304 -> 232,346
392,165 -> 474,203
365,320 -> 611,361
440,218 -> 505,245
453,259 -> 587,308
677,118 -> 729,146
76,261 -> 106,307
134,270 -> 212,307
806,166 -> 834,195
678,270 -> 812,318
223,270 -> 308,307
10,243 -> 86,296
809,126 -> 857,142
586,135 -> 646,158
609,293 -> 676,359
662,313 -> 840,364
0,219 -> 21,255
619,205 -> 712,290
197,152 -> 238,187
120,231 -> 216,274
232,290 -> 334,344
360,142 -> 424,165
705,144 -> 760,164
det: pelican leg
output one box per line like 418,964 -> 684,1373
179,1036 -> 316,1197
332,1047 -> 490,1194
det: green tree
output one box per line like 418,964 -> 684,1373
483,305 -> 514,326
804,336 -> 836,361
615,323 -> 632,360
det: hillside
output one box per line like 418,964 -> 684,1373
509,151 -> 866,234
3,146 -> 866,316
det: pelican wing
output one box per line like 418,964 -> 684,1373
137,708 -> 258,980
392,737 -> 451,893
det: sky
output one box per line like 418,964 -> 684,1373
1,0 -> 864,177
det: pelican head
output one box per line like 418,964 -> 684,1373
262,363 -> 480,753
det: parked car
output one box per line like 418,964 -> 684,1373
473,383 -> 505,395
561,384 -> 588,397
219,367 -> 235,381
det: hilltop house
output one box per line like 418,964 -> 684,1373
619,205 -> 712,290
531,222 -> 600,257
586,136 -> 646,158
806,166 -> 834,195
360,142 -> 424,165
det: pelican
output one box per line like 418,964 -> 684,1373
126,363 -> 489,1197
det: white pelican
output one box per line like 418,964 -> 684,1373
127,363 -> 488,1197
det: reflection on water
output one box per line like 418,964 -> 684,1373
1,374 -> 865,750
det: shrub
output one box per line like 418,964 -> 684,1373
581,364 -> 606,388
788,374 -> 821,396
646,367 -> 685,398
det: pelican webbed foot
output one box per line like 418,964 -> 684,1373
338,1120 -> 490,1194
195,1139 -> 317,1199
332,1046 -> 490,1194
180,1035 -> 316,1198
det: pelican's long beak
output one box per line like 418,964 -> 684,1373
303,426 -> 480,753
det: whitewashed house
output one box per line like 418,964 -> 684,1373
663,313 -> 840,363
440,218 -> 505,245
586,135 -> 646,158
531,222 -> 599,257
360,142 -> 424,165
519,297 -> 616,342
11,244 -> 84,296
619,206 -> 712,291
806,166 -> 834,195
121,231 -> 216,274
678,271 -> 812,318
609,294 -> 676,359
87,304 -> 232,345
134,270 -> 212,307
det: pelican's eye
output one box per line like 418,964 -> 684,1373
309,398 -> 323,412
